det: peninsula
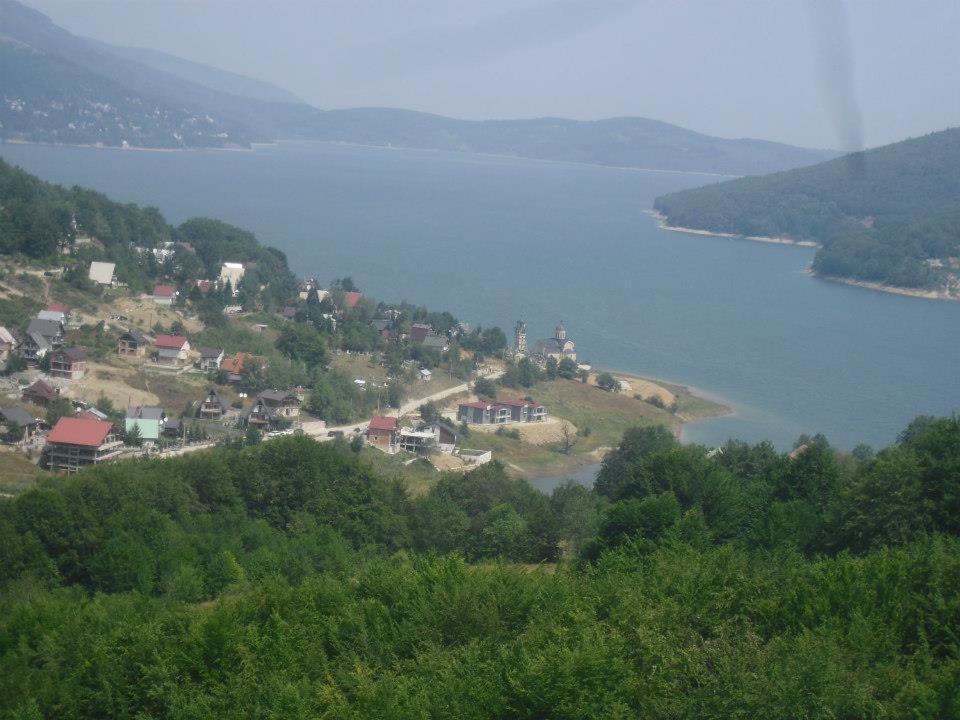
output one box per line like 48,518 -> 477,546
653,127 -> 960,302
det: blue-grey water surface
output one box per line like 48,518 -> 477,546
3,141 -> 958,452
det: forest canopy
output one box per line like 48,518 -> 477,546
0,156 -> 297,297
653,127 -> 960,289
2,416 -> 960,717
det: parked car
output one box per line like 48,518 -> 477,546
327,430 -> 344,438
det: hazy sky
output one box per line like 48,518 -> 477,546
22,0 -> 960,149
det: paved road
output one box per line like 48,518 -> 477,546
152,371 -> 501,454
302,371 -> 502,441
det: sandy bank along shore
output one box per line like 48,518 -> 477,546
814,272 -> 960,303
646,209 -> 819,248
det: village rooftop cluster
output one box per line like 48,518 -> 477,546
0,256 -> 591,475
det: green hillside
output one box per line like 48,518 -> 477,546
0,1 -> 837,173
0,155 -> 295,296
2,417 -> 960,716
0,39 -> 248,149
654,127 -> 960,291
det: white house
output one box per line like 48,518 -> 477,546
219,262 -> 245,293
198,347 -> 225,371
37,309 -> 66,324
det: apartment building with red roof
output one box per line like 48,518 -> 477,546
45,417 -> 123,473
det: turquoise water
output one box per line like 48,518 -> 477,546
3,141 -> 958,451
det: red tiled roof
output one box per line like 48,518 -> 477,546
153,285 -> 177,297
369,415 -> 399,431
46,302 -> 69,312
343,291 -> 363,308
47,417 -> 113,447
154,334 -> 188,349
222,352 -> 250,374
195,279 -> 214,293
409,323 -> 432,343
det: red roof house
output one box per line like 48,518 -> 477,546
369,415 -> 400,431
154,334 -> 188,350
222,352 -> 257,382
457,398 -> 546,424
46,302 -> 69,313
343,291 -> 363,309
409,323 -> 432,343
45,417 -> 122,473
153,285 -> 177,305
366,415 -> 399,449
47,417 -> 113,446
154,335 -> 191,366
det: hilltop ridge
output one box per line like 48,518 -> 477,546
654,127 -> 960,297
0,0 -> 837,174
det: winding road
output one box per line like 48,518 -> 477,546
301,370 -> 502,440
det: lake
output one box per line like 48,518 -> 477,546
3,141 -> 958,453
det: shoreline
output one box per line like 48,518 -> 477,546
520,367 -> 736,494
813,272 -> 960,302
647,210 -> 960,303
1,138 -> 254,154
509,368 -> 732,482
278,139 -> 741,178
645,209 -> 819,247
600,368 -> 732,419
1,137 -> 741,178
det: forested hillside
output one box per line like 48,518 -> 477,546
654,127 -> 960,291
278,108 -> 840,176
0,1 -> 837,173
2,416 -> 960,716
0,156 -> 296,297
0,38 -> 249,149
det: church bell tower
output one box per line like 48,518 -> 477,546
514,320 -> 527,355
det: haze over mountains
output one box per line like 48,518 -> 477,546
0,0 -> 839,175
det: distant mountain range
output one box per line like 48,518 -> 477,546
0,0 -> 838,174
654,127 -> 960,295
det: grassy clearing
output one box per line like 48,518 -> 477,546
333,352 -> 466,403
0,447 -> 42,495
452,376 -> 728,480
358,446 -> 439,496
124,371 -> 210,415
331,352 -> 391,384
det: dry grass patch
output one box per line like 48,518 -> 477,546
63,362 -> 159,407
124,371 -> 210,415
0,447 -> 42,494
